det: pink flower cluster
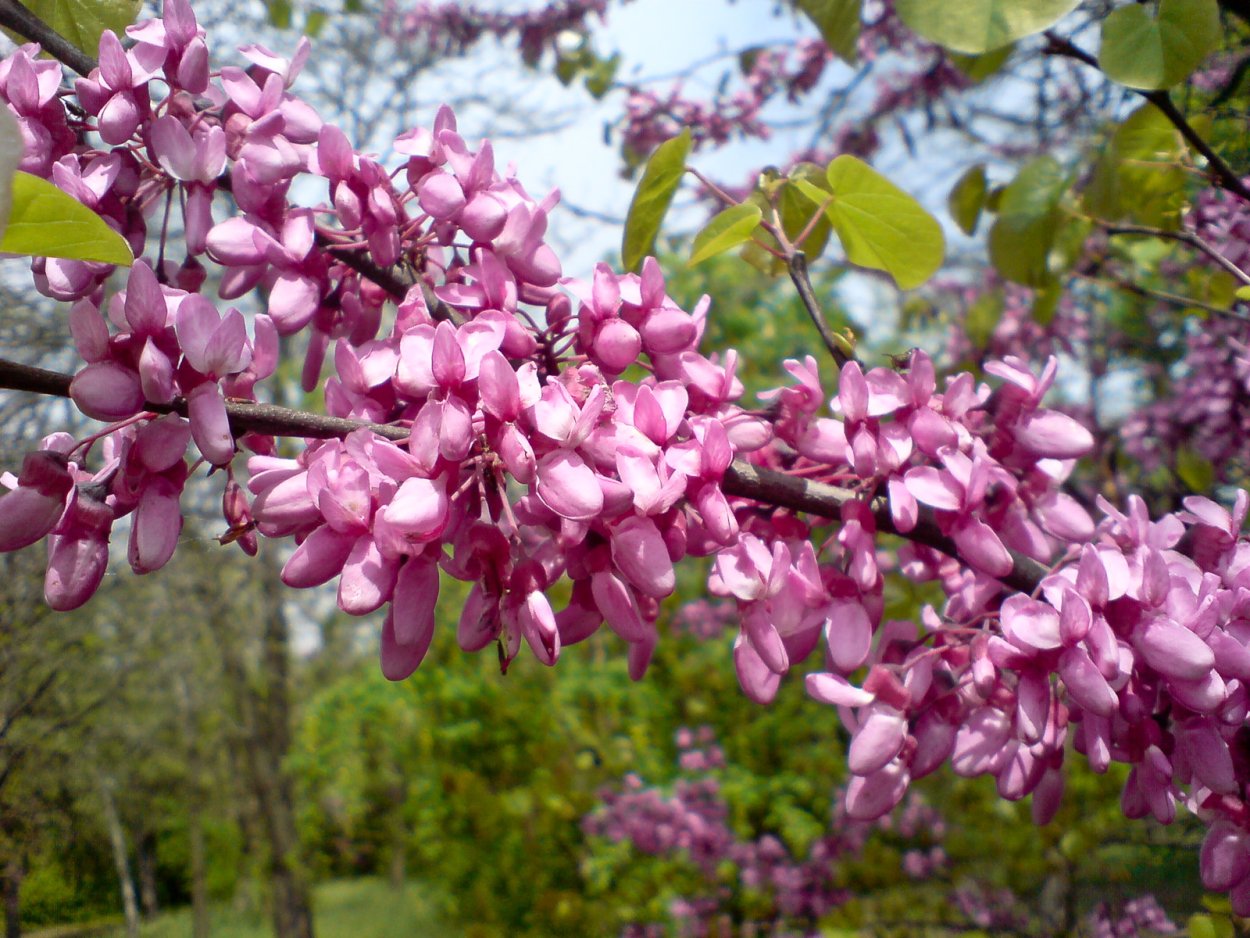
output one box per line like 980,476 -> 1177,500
617,39 -> 831,161
0,1 -> 766,677
1087,894 -> 1177,938
375,0 -> 610,65
3,0 -> 1250,912
584,727 -> 862,935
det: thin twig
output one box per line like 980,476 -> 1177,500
1043,31 -> 1250,203
0,0 -> 95,76
722,461 -> 1048,595
786,252 -> 850,368
1073,270 -> 1248,320
0,356 -> 1051,595
1101,222 -> 1250,285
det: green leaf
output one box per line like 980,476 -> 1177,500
1084,103 -> 1188,228
895,0 -> 1079,54
621,129 -> 691,273
796,0 -> 861,64
1186,912 -> 1233,938
15,0 -> 141,55
1099,0 -> 1220,90
0,106 -> 23,243
950,43 -> 1014,82
266,0 -> 292,28
0,172 -> 133,266
304,9 -> 327,36
779,168 -> 832,261
811,155 -> 945,289
987,155 -> 1069,285
1177,448 -> 1216,493
1236,285 -> 1250,301
689,203 -> 763,266
584,53 -> 619,99
965,288 -> 1004,348
1032,278 -> 1062,326
948,164 -> 988,236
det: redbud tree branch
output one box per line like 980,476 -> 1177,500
0,357 -> 1050,595
0,5 -> 1050,596
1043,32 -> 1250,204
0,1 -> 434,315
1100,222 -> 1250,286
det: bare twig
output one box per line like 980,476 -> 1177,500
0,0 -> 95,76
786,252 -> 850,368
1101,222 -> 1250,285
1074,270 -> 1248,320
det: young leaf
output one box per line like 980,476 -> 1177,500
950,44 -> 1014,82
779,167 -> 832,261
18,0 -> 142,56
688,203 -> 763,267
796,0 -> 860,64
0,172 -> 133,266
621,129 -> 692,273
0,106 -> 23,244
895,0 -> 1079,54
1099,0 -> 1220,91
965,288 -> 1004,349
809,156 -> 945,290
987,156 -> 1069,286
948,164 -> 988,236
1083,103 -> 1187,228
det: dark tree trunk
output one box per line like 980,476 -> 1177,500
3,856 -> 21,938
203,573 -> 314,938
188,804 -> 210,938
387,777 -> 407,891
137,831 -> 159,919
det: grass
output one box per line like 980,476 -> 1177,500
77,878 -> 451,938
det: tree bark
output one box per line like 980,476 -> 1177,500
3,855 -> 21,938
137,831 -> 159,919
98,778 -> 140,938
387,775 -> 407,891
188,804 -> 211,938
202,572 -> 314,938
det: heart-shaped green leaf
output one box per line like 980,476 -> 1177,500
688,203 -> 763,266
987,156 -> 1069,286
0,171 -> 133,266
796,0 -> 860,64
621,129 -> 691,273
948,164 -> 988,236
1099,0 -> 1220,90
803,156 -> 944,289
18,0 -> 141,56
896,0 -> 1079,54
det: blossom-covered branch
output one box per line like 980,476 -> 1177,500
1,0 -> 1250,916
